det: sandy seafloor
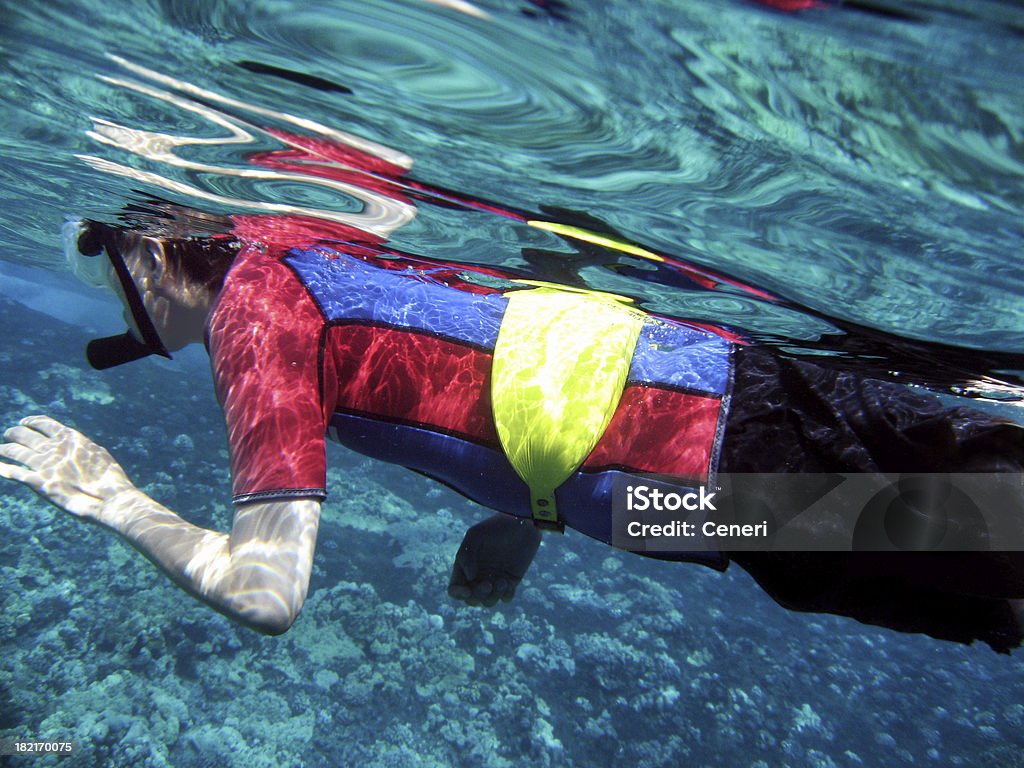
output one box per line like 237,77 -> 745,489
1,295 -> 1023,767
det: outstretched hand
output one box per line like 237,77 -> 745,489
448,513 -> 542,607
0,415 -> 135,521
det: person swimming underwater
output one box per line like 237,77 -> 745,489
1,203 -> 1023,654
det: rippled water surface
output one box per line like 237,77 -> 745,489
1,1 -> 1024,766
3,0 -> 1023,352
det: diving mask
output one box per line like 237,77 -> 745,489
64,219 -> 172,370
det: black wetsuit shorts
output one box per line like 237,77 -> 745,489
720,346 -> 1024,652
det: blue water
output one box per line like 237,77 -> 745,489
1,0 -> 1023,766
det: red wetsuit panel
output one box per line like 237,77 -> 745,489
328,325 -> 498,444
208,245 -> 331,502
583,386 -> 723,480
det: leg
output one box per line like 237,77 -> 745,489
731,551 -> 1024,653
722,347 -> 1024,652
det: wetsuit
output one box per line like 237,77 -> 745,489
207,232 -> 732,555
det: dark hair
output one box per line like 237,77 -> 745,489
160,236 -> 241,296
79,218 -> 242,298
115,198 -> 241,296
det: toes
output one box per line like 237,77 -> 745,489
471,580 -> 493,599
448,584 -> 472,600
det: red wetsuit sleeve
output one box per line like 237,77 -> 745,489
207,245 -> 330,504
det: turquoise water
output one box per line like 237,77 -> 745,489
1,0 -> 1023,766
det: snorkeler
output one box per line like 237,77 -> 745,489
3,82 -> 1024,653
2,202 -> 1023,654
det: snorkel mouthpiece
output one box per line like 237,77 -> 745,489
87,332 -> 163,370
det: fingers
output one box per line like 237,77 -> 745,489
3,416 -> 75,451
18,415 -> 73,440
492,578 -> 518,603
0,414 -> 79,491
471,579 -> 513,608
0,441 -> 37,467
447,577 -> 494,606
2,416 -> 81,471
0,460 -> 34,486
473,578 -> 509,599
0,425 -> 49,492
3,425 -> 52,452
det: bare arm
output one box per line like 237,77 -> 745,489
0,415 -> 318,635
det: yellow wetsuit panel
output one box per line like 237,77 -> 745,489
491,287 -> 645,524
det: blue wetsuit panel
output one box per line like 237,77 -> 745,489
284,247 -> 507,349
